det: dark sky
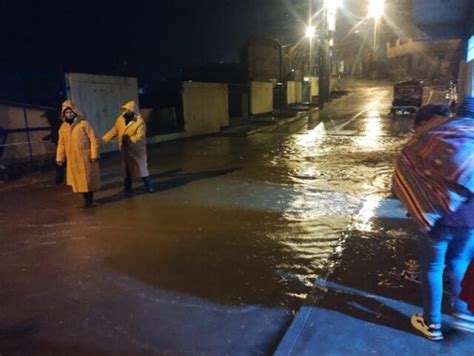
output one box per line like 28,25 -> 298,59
0,0 -> 315,81
0,0 -> 375,105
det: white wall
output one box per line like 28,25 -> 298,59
250,81 -> 273,115
287,81 -> 303,105
310,77 -> 319,97
182,82 -> 229,136
66,73 -> 139,152
0,103 -> 56,161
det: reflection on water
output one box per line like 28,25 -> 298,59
355,101 -> 383,149
354,195 -> 382,232
259,94 -> 408,300
295,121 -> 326,148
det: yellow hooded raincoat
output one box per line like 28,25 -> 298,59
102,101 -> 149,178
56,100 -> 101,193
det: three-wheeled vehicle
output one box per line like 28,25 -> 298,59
390,80 -> 424,115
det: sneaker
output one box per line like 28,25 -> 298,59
411,313 -> 444,341
448,313 -> 474,333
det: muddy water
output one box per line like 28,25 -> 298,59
0,84 -> 413,309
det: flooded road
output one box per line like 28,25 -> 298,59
0,82 -> 419,354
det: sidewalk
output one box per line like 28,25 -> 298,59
221,108 -> 319,136
221,90 -> 352,137
275,199 -> 474,355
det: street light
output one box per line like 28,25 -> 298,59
368,0 -> 384,20
368,0 -> 384,79
324,0 -> 342,10
306,26 -> 316,39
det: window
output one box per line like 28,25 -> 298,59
468,36 -> 474,62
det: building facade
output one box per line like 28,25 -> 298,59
412,0 -> 473,97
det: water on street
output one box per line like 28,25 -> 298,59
0,82 -> 429,354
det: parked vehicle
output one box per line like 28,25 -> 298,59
390,80 -> 424,115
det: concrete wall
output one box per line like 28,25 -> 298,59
386,39 -> 462,58
66,73 -> 139,152
386,39 -> 463,82
250,81 -> 273,115
245,39 -> 283,82
0,103 -> 56,161
182,82 -> 229,136
309,77 -> 319,97
287,81 -> 302,105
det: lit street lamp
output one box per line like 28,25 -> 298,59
306,26 -> 316,39
367,0 -> 384,78
368,0 -> 384,20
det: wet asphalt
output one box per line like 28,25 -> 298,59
2,81 -> 472,354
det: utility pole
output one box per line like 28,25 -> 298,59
309,0 -> 313,78
318,3 -> 328,109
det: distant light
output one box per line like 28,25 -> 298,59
305,26 -> 316,39
325,0 -> 342,10
368,0 -> 384,19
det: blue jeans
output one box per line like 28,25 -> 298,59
418,225 -> 474,324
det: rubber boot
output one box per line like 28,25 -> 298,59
143,176 -> 154,193
83,192 -> 94,208
124,177 -> 132,192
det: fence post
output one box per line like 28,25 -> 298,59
22,107 -> 33,164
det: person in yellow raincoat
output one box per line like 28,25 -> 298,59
102,101 -> 153,193
56,100 -> 100,207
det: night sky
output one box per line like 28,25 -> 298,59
0,0 -> 314,79
0,0 -> 370,105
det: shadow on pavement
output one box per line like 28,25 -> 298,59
318,218 -> 424,305
96,168 -> 239,205
301,217 -> 474,341
309,282 -> 417,336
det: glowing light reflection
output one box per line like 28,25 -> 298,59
296,121 -> 326,148
354,196 -> 382,232
356,102 -> 382,149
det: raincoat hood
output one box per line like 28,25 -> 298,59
61,100 -> 84,120
120,101 -> 139,115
